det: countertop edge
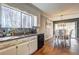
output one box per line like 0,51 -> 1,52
0,34 -> 37,42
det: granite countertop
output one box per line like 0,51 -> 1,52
0,34 -> 37,42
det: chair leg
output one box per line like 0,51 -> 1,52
53,38 -> 59,48
57,38 -> 59,47
69,39 -> 71,47
53,37 -> 57,48
53,38 -> 55,47
62,37 -> 66,47
59,39 -> 62,48
63,39 -> 66,47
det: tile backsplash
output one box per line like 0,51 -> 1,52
0,28 -> 37,37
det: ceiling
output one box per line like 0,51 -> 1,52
32,3 -> 79,17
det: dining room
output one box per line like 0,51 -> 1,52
53,19 -> 77,47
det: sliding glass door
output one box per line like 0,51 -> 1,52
54,21 -> 77,39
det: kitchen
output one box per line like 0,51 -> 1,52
1,3 -> 79,55
0,3 -> 46,55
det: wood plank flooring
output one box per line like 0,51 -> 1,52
34,38 -> 79,55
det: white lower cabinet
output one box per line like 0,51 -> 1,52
33,39 -> 37,52
16,42 -> 29,55
29,40 -> 35,54
29,39 -> 37,54
0,36 -> 37,55
17,39 -> 37,55
0,46 -> 16,55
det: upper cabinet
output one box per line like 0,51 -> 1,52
22,13 -> 38,28
0,5 -> 38,28
12,9 -> 21,28
1,6 -> 21,28
22,13 -> 29,28
1,6 -> 12,28
22,13 -> 33,28
33,16 -> 37,27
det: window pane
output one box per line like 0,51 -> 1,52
1,6 -> 12,28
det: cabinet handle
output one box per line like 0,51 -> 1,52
16,46 -> 18,48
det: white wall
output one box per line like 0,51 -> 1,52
45,20 -> 53,40
39,15 -> 53,40
39,15 -> 46,33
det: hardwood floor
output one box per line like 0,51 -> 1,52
34,38 -> 79,55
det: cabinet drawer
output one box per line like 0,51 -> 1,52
17,38 -> 29,44
0,46 -> 16,55
17,42 -> 30,55
0,40 -> 17,49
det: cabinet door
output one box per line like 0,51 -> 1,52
1,6 -> 21,28
33,16 -> 37,27
1,6 -> 12,28
29,40 -> 34,54
22,13 -> 32,28
0,46 -> 16,55
12,10 -> 21,28
17,42 -> 29,55
33,39 -> 37,52
29,39 -> 37,54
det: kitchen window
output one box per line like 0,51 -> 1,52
0,5 -> 38,28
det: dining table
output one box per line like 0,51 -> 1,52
53,29 -> 71,47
